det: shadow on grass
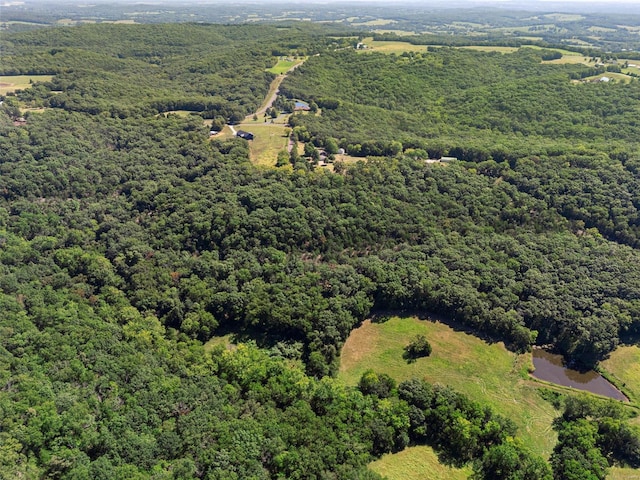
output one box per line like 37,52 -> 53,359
209,321 -> 306,359
402,350 -> 418,364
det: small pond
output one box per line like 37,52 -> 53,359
532,349 -> 627,401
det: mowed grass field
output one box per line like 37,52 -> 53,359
0,74 -> 53,94
459,45 -> 518,53
611,467 -> 640,480
266,58 -> 304,75
543,55 -> 591,65
246,123 -> 289,166
359,37 -> 429,54
601,345 -> 640,404
338,316 -> 558,457
341,316 -> 640,480
359,38 -> 583,58
361,41 -> 521,55
371,446 -> 471,480
582,72 -> 634,84
213,121 -> 289,167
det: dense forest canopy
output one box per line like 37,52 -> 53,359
1,18 -> 640,479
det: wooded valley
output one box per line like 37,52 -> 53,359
1,14 -> 640,480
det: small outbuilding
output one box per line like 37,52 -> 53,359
236,130 -> 255,140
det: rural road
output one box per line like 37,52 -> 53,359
250,60 -> 305,119
255,80 -> 283,117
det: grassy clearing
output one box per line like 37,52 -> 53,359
360,37 -> 429,55
162,110 -> 200,118
542,13 -> 585,22
460,46 -> 519,53
203,334 -> 235,352
102,20 -> 138,25
601,345 -> 640,403
210,124 -> 236,139
589,26 -> 618,33
360,39 -> 582,57
621,60 -> 640,75
370,446 -> 471,480
352,19 -> 397,27
610,467 -> 640,480
543,56 -> 591,65
0,75 -> 53,94
212,121 -> 288,166
492,25 -> 561,34
339,316 -> 558,457
373,29 -> 417,36
582,72 -> 634,84
362,39 -> 521,55
245,123 -> 289,166
266,58 -> 304,75
523,45 -> 582,56
1,21 -> 48,27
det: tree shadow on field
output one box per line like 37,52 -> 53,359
402,350 -> 417,364
370,312 -> 393,324
620,328 -> 640,348
371,308 -> 505,348
210,322 -> 306,360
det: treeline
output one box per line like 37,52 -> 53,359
369,31 -> 624,59
3,25 -> 640,372
282,48 -> 640,149
547,393 -> 640,479
0,23 -> 337,118
281,46 -> 640,252
3,109 -> 640,373
0,272 -> 544,480
0,93 -> 559,478
371,31 -> 550,49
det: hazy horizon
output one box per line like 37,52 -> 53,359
4,0 -> 640,16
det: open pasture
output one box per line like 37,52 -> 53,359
351,19 -> 397,27
610,467 -> 640,480
360,38 -> 521,55
211,121 -> 289,167
621,60 -> 640,75
339,316 -> 558,457
0,75 -> 53,94
267,57 -> 304,75
359,37 -> 429,54
542,13 -> 585,22
372,29 -> 417,36
244,122 -> 289,166
370,445 -> 471,480
601,345 -> 640,404
589,26 -> 618,33
582,72 -> 634,84
543,55 -> 591,65
459,45 -> 519,53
